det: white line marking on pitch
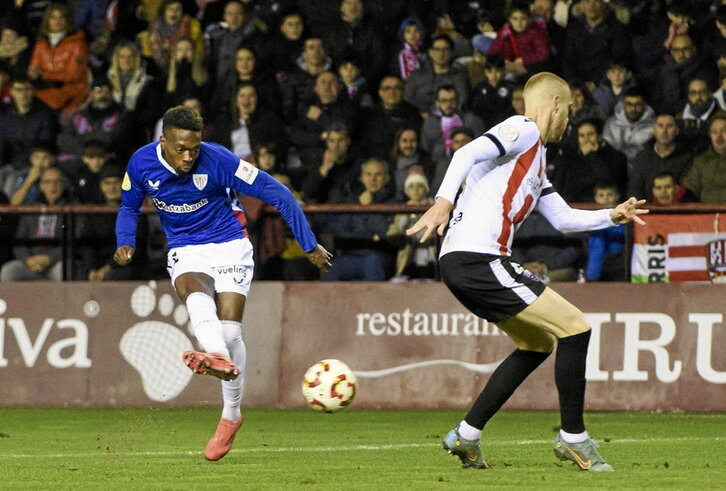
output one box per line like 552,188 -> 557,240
1,437 -> 722,459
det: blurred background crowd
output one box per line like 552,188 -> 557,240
0,0 -> 724,283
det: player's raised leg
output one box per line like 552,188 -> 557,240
175,271 -> 239,381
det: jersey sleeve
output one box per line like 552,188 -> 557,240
115,162 -> 146,248
221,155 -> 318,253
436,116 -> 540,203
536,191 -> 615,233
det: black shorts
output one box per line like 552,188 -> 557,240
440,251 -> 547,323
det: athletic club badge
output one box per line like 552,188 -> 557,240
706,239 -> 726,283
193,173 -> 208,191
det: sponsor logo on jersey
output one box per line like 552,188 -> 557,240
147,179 -> 160,190
235,160 -> 259,184
526,176 -> 543,192
152,197 -> 208,213
193,173 -> 208,191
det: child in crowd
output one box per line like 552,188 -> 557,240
71,142 -> 110,204
586,183 -> 626,281
387,169 -> 436,281
396,17 -> 425,80
337,56 -> 373,109
593,60 -> 637,116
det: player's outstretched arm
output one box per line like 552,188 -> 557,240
610,197 -> 649,225
405,197 -> 453,243
306,244 -> 333,273
114,246 -> 135,265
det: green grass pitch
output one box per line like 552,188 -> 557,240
1,408 -> 724,489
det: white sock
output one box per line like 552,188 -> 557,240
186,292 -> 229,357
220,320 -> 246,422
560,429 -> 589,444
458,420 -> 482,441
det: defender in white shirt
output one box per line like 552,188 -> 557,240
408,72 -> 648,472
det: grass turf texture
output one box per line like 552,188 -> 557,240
1,408 -> 724,489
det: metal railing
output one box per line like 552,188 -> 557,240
1,202 -> 725,281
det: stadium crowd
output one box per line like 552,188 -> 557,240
0,0 -> 725,282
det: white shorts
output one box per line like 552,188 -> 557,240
167,238 -> 254,295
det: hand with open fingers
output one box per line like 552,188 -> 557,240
307,244 -> 333,273
114,245 -> 135,265
610,197 -> 649,225
405,198 -> 453,243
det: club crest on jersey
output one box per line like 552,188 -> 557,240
193,173 -> 208,191
147,179 -> 160,190
526,176 -> 543,192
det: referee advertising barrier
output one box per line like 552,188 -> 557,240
0,282 -> 724,411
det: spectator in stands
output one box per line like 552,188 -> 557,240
530,0 -> 565,57
4,146 -> 55,205
628,114 -> 693,201
592,59 -> 637,117
278,36 -> 332,123
404,34 -> 470,118
204,0 -> 264,93
360,75 -> 422,160
585,183 -> 625,281
431,126 -> 473,193
210,82 -> 286,162
0,75 -> 57,171
0,166 -> 72,281
211,46 -> 281,114
337,55 -> 374,110
654,34 -> 718,115
320,158 -> 395,281
389,127 -> 432,202
107,41 -> 161,141
470,55 -> 516,129
162,37 -> 207,108
510,209 -> 585,283
487,1 -> 553,83
550,118 -> 627,202
560,81 -> 606,149
323,0 -> 387,83
0,0 -> 51,37
27,3 -> 89,114
138,0 -> 203,74
603,87 -> 655,166
650,172 -> 697,205
289,71 -> 358,164
678,78 -> 718,154
420,85 -> 484,169
387,169 -> 436,281
470,12 -> 496,56
75,163 -> 148,281
510,85 -> 525,115
396,17 -> 425,80
56,73 -> 134,174
0,20 -> 31,79
269,10 -> 305,74
684,111 -> 726,202
69,141 -> 109,204
301,122 -> 359,204
561,0 -> 632,87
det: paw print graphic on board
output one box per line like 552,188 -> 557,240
119,281 -> 194,402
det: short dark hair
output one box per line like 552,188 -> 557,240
577,117 -> 604,134
162,105 -> 203,134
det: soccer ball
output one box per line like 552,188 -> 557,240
301,359 -> 357,413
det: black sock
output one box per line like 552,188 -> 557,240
555,330 -> 592,434
465,349 -> 551,429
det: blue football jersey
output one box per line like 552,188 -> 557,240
116,141 -> 317,251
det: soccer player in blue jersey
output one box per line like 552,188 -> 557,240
114,106 -> 332,461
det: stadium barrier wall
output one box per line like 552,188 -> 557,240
0,282 -> 724,411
